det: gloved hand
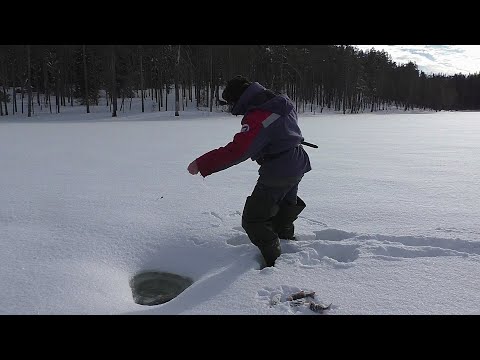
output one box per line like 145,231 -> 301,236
187,160 -> 199,175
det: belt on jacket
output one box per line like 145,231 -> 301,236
258,144 -> 301,163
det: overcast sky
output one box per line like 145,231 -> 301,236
354,45 -> 480,76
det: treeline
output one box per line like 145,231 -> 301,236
0,45 -> 479,117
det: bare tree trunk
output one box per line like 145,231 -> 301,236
61,54 -> 66,107
175,45 -> 181,116
11,60 -> 16,114
36,79 -> 40,107
189,79 -> 192,102
111,45 -> 117,117
31,89 -> 35,115
209,47 -> 214,112
70,61 -> 74,107
182,82 -> 185,110
1,63 -> 8,115
311,73 -> 314,113
139,45 -> 144,113
27,45 -> 32,117
83,45 -> 90,113
159,70 -> 163,109
165,83 -> 168,111
157,77 -> 161,111
43,54 -> 49,111
56,75 -> 60,113
2,84 -> 8,115
195,79 -> 199,108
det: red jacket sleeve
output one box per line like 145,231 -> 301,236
195,110 -> 271,177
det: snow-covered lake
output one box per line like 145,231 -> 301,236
1,108 -> 479,314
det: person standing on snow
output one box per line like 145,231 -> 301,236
187,75 -> 312,267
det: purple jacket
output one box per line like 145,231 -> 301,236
195,82 -> 311,180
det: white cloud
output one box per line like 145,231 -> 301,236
354,45 -> 480,76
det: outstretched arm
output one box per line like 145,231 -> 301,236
187,109 -> 272,177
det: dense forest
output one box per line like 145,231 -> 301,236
0,45 -> 479,118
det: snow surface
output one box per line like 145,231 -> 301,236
1,94 -> 480,315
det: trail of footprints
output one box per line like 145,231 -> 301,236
226,225 -> 480,267
207,210 -> 480,266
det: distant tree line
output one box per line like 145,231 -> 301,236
0,45 -> 479,117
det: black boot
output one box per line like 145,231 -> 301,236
258,237 -> 281,267
272,196 -> 306,240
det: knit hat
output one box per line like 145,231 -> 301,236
221,75 -> 252,105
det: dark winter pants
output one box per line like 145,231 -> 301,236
241,176 -> 306,267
